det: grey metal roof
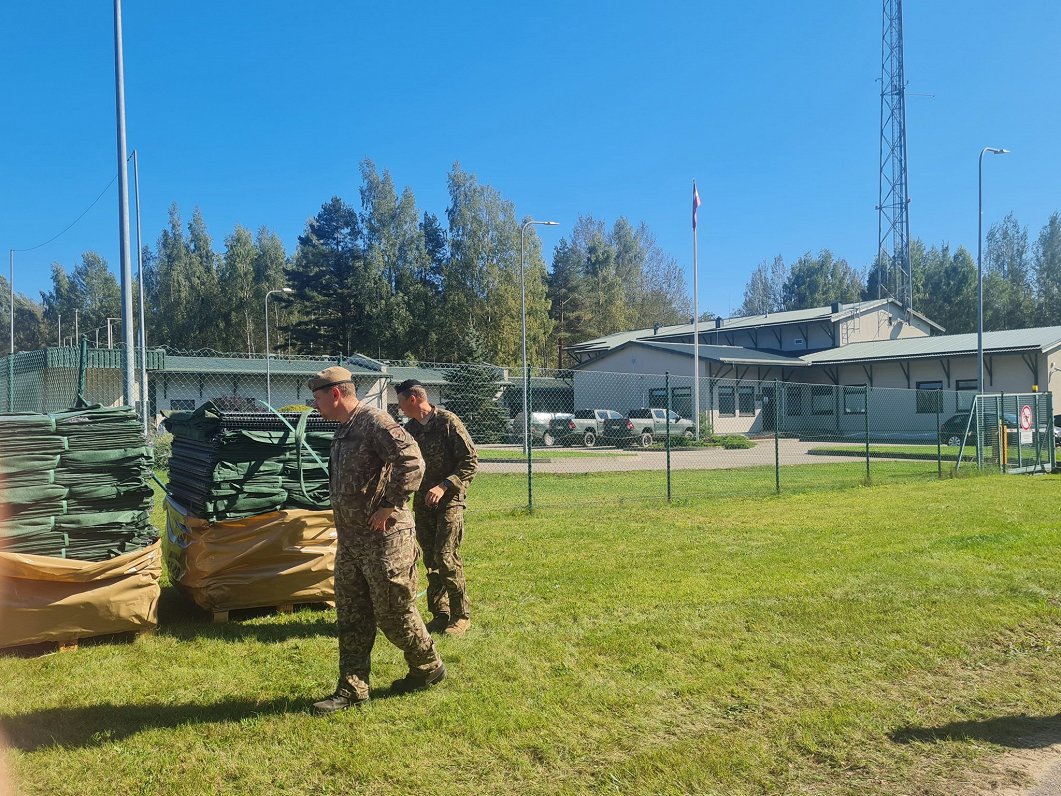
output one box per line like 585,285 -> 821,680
161,355 -> 379,377
802,326 -> 1061,364
566,323 -> 690,354
619,341 -> 810,367
567,299 -> 943,355
384,365 -> 458,385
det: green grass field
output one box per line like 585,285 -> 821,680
5,469 -> 1061,795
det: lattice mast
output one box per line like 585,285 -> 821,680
877,0 -> 912,310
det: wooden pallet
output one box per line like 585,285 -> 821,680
1,628 -> 155,657
211,601 -> 335,624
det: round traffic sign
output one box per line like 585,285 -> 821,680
1020,404 -> 1033,430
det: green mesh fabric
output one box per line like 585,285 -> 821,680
0,405 -> 157,560
163,402 -> 334,522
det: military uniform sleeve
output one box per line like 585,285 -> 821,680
371,420 -> 425,505
443,415 -> 478,491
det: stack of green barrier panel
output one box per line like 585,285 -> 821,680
0,406 -> 156,560
163,403 -> 335,522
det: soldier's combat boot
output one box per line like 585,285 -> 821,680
425,614 -> 450,634
391,663 -> 447,694
313,685 -> 369,715
444,617 -> 471,637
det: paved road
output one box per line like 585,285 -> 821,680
477,439 -> 867,474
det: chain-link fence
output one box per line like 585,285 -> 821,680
2,346 -> 1054,513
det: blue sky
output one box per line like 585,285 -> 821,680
3,1 -> 1059,319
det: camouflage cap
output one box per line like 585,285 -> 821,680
394,378 -> 424,395
307,366 -> 354,392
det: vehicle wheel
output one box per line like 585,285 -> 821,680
542,432 -> 555,447
639,431 -> 654,448
683,430 -> 694,440
582,431 -> 596,447
946,435 -> 962,447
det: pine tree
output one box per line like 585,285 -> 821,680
443,328 -> 511,444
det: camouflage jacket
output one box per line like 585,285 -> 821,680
405,408 -> 478,501
329,404 -> 424,531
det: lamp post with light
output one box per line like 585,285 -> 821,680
977,147 -> 1009,393
519,219 -> 559,510
265,287 -> 293,407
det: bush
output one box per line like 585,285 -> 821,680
721,435 -> 754,449
278,404 -> 313,413
151,431 -> 174,471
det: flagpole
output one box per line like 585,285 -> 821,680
692,180 -> 700,439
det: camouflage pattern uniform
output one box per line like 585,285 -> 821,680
330,404 -> 441,700
406,408 -> 478,623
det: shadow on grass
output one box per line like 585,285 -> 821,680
155,586 -> 336,644
892,714 -> 1061,748
3,683 -> 432,751
1,697 -> 307,751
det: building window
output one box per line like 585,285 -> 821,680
170,399 -> 195,411
915,381 -> 943,414
738,385 -> 755,415
811,385 -> 834,416
785,384 -> 804,416
843,385 -> 867,414
648,388 -> 667,409
718,386 -> 735,416
671,386 -> 692,419
955,379 -> 977,411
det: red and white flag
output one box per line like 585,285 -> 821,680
692,182 -> 701,230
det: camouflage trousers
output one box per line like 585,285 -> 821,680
414,501 -> 470,621
335,524 -> 441,700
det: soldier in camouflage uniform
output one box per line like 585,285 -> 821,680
395,379 -> 478,637
308,367 -> 445,715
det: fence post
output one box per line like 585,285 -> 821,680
935,393 -> 942,478
774,379 -> 781,494
526,363 -> 533,513
6,354 -> 12,412
864,385 -> 871,485
665,372 -> 671,503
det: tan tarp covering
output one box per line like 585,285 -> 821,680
165,497 -> 336,612
0,540 -> 161,648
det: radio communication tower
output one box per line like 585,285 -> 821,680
877,0 -> 912,310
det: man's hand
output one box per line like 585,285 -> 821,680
369,506 -> 395,532
425,484 -> 447,507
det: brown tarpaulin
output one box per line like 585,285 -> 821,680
165,498 -> 336,612
0,540 -> 161,648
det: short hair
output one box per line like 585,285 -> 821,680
402,384 -> 428,401
336,382 -> 357,397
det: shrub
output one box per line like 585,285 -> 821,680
151,431 -> 174,471
721,435 -> 754,449
278,404 -> 313,413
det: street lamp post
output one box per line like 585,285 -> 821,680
977,146 -> 1010,394
106,317 -> 121,349
264,287 -> 293,407
519,219 -> 559,511
130,149 -> 149,434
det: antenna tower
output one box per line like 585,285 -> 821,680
877,0 -> 912,310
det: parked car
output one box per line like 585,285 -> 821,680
510,411 -> 573,446
602,407 -> 695,448
938,412 -> 1060,447
547,409 -> 624,447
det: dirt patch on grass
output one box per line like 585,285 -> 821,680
968,734 -> 1061,795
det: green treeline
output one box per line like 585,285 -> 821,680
8,161 -> 692,367
6,160 -> 1061,361
738,210 -> 1061,333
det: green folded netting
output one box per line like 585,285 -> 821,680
0,405 -> 157,560
162,402 -> 336,522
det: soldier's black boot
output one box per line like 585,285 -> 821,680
425,614 -> 450,634
313,684 -> 369,715
391,663 -> 446,694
